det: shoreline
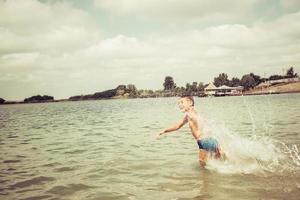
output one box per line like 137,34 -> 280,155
1,90 -> 300,106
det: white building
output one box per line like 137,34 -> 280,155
267,77 -> 300,85
256,77 -> 300,88
204,83 -> 217,96
204,83 -> 243,96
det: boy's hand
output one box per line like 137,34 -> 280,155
156,130 -> 165,139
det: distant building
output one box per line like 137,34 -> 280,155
267,77 -> 300,85
215,85 -> 244,96
204,83 -> 243,96
256,77 -> 300,89
204,83 -> 217,96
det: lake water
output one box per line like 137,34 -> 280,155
1,94 -> 300,200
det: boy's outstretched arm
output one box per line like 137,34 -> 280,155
157,115 -> 188,138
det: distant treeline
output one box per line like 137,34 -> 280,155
163,67 -> 298,92
69,84 -> 138,101
0,95 -> 54,104
0,98 -> 5,104
23,95 -> 54,103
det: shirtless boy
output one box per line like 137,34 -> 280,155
157,95 -> 224,167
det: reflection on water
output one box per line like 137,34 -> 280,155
0,94 -> 300,199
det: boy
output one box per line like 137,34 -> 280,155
157,95 -> 224,167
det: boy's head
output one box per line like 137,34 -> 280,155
178,94 -> 194,112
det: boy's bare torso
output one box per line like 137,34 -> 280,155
185,109 -> 202,140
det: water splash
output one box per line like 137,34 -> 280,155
242,95 -> 256,139
281,143 -> 300,167
200,117 -> 300,175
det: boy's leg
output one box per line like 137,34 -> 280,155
215,146 -> 227,160
215,147 -> 221,159
199,149 -> 207,167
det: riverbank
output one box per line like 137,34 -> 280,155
243,81 -> 300,95
1,82 -> 300,105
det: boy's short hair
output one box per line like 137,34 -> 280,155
181,94 -> 194,106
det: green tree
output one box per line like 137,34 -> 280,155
214,73 -> 229,87
286,67 -> 298,78
240,74 -> 256,90
185,83 -> 192,92
174,86 -> 179,92
249,73 -> 261,86
229,77 -> 240,87
191,82 -> 198,92
197,82 -> 205,91
127,84 -> 138,96
163,76 -> 176,90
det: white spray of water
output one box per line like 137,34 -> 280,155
202,119 -> 281,174
199,96 -> 300,175
242,95 -> 256,139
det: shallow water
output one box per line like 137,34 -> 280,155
1,94 -> 300,200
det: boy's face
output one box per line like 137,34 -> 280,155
177,97 -> 192,112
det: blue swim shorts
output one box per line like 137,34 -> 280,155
197,137 -> 219,152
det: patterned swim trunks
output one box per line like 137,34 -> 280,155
197,137 -> 219,152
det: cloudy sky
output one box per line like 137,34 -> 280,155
1,0 -> 300,100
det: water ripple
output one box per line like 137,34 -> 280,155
9,176 -> 55,189
0,95 -> 299,199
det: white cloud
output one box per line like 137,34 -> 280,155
280,0 -> 300,11
94,0 -> 260,23
0,0 -> 101,55
0,0 -> 300,100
